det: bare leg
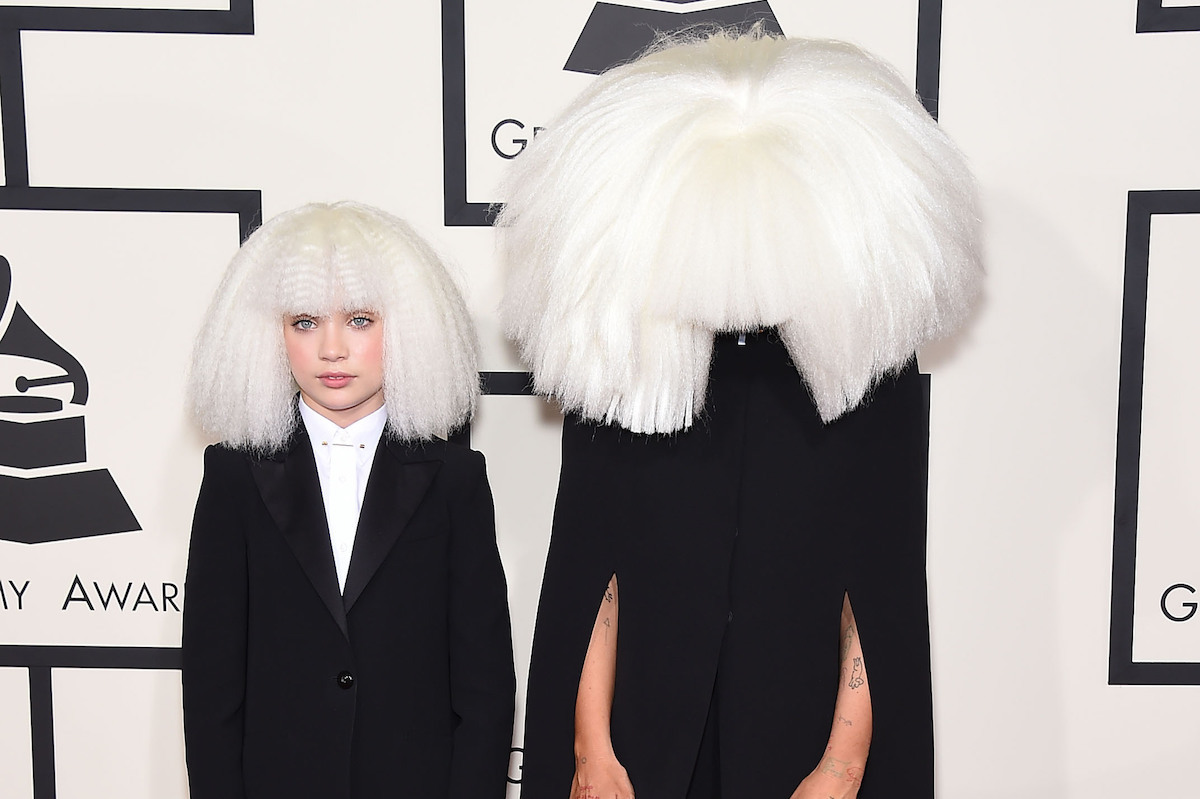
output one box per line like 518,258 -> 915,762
571,574 -> 635,799
791,592 -> 872,799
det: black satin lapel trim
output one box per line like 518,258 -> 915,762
250,434 -> 349,640
341,441 -> 442,613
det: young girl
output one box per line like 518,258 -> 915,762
181,201 -> 515,799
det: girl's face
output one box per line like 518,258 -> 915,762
283,310 -> 385,428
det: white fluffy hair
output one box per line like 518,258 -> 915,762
496,31 -> 983,433
187,201 -> 479,452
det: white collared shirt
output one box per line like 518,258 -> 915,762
297,398 -> 388,593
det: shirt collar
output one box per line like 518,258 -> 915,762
297,396 -> 388,449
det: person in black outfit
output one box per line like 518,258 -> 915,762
182,201 -> 515,799
496,31 -> 982,799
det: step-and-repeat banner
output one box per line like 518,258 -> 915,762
1,2 -> 1197,797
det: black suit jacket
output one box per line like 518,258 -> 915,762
182,430 -> 515,799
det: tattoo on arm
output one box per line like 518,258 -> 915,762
848,656 -> 865,689
836,714 -> 853,726
820,756 -> 852,779
819,756 -> 865,785
601,576 -> 616,644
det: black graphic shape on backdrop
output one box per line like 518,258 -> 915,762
0,3 -> 254,33
915,0 -> 942,120
1109,189 -> 1200,687
0,256 -> 140,543
564,2 -> 781,75
441,0 -> 945,226
1,260 -> 88,408
448,371 -> 535,447
1,471 -> 139,543
29,666 -> 56,799
1137,0 -> 1200,33
0,417 -> 84,467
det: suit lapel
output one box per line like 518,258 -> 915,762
341,438 -> 442,613
250,429 -> 349,640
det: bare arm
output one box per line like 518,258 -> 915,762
792,593 -> 872,799
571,574 -> 634,799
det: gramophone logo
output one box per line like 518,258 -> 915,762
0,255 -> 140,544
566,1 -> 782,75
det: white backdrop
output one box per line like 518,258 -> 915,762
0,1 -> 1197,797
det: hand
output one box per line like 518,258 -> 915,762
570,750 -> 634,799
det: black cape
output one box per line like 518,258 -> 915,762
520,332 -> 933,798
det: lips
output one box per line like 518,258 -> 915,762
318,372 -> 354,388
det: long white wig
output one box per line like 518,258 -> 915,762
187,201 -> 479,452
496,31 -> 983,433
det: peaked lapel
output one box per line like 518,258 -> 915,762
341,438 -> 443,613
250,429 -> 349,640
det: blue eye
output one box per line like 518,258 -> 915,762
349,316 -> 374,328
292,317 -> 317,330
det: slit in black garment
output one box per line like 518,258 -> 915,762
821,590 -> 872,792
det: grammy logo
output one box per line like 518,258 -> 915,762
0,255 -> 140,544
564,1 -> 782,75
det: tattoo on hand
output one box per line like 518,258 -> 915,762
848,656 -> 865,689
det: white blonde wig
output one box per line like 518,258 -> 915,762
497,31 -> 983,433
187,201 -> 479,452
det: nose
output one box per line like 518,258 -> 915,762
318,324 -> 348,361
